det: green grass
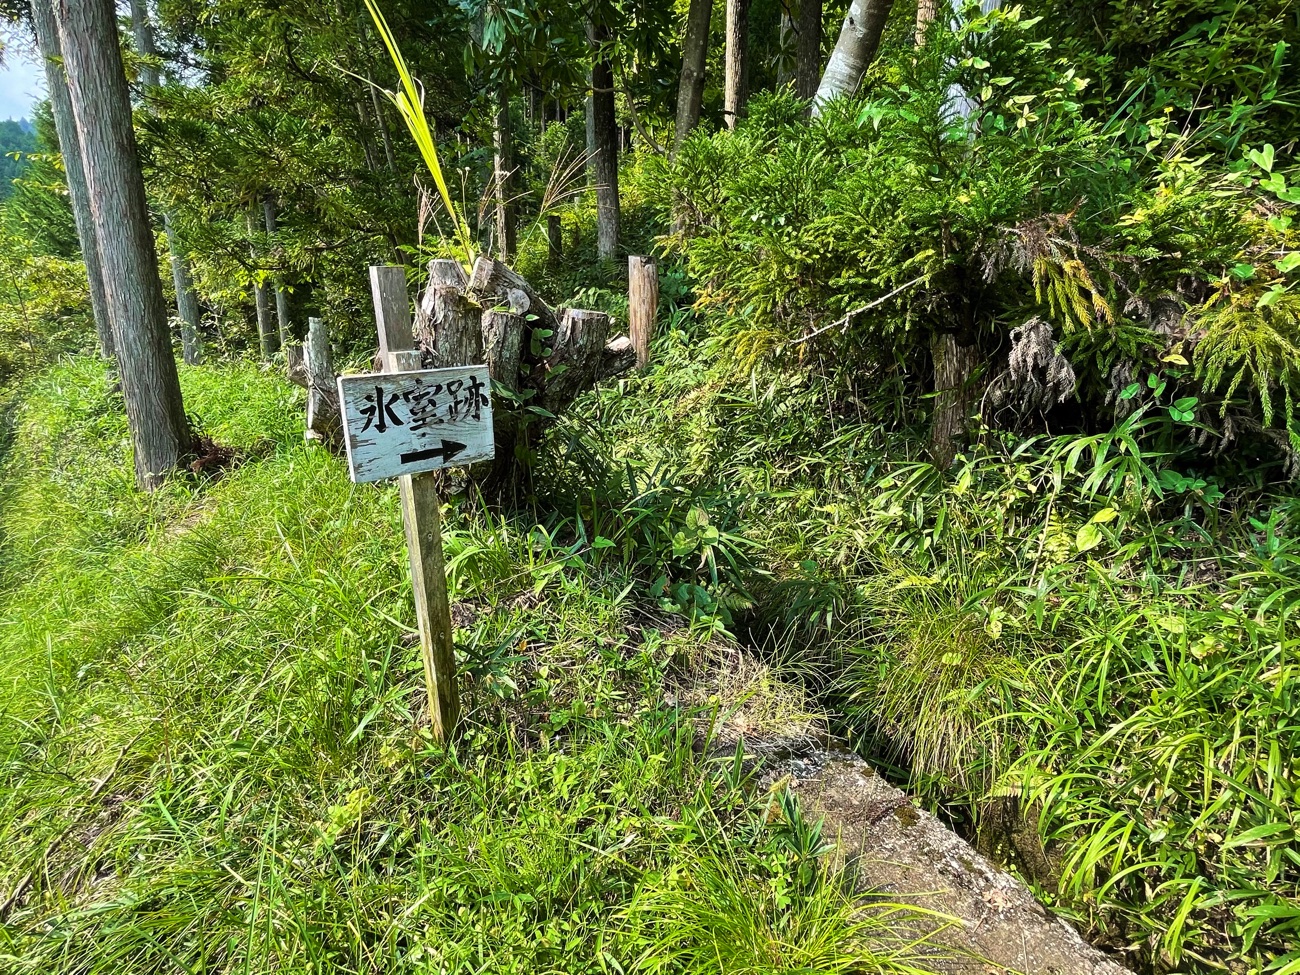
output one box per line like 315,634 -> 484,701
0,357 -> 936,975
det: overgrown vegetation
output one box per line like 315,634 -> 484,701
2,0 -> 1300,972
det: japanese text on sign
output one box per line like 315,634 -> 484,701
337,365 -> 495,483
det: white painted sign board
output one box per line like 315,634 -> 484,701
337,365 -> 495,483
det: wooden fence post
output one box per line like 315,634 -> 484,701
370,265 -> 460,741
628,255 -> 658,371
303,316 -> 339,442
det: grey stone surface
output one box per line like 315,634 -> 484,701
758,745 -> 1134,975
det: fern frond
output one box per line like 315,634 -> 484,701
1194,291 -> 1300,431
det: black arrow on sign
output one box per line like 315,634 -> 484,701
400,439 -> 468,466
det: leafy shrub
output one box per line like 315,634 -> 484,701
648,6 -> 1299,471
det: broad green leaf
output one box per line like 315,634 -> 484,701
1076,523 -> 1104,552
1249,144 -> 1276,173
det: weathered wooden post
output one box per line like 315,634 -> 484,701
359,265 -> 489,740
303,316 -> 339,443
628,255 -> 658,371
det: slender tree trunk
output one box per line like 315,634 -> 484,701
493,84 -> 516,263
30,0 -> 113,359
589,11 -> 620,262
922,0 -> 990,463
369,77 -> 398,172
930,332 -> 979,467
724,0 -> 751,129
127,0 -> 159,86
165,213 -> 201,364
812,0 -> 896,115
262,195 -> 291,345
796,0 -> 822,102
674,0 -> 712,147
916,0 -> 940,42
129,0 -> 203,362
777,7 -> 794,88
56,0 -> 190,490
248,209 -> 278,359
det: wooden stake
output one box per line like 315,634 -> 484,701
370,265 -> 460,740
304,316 -> 339,442
628,255 -> 658,371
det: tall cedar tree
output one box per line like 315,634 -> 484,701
796,0 -> 822,102
675,0 -> 712,146
55,0 -> 190,489
589,5 -> 619,260
29,0 -> 114,358
724,0 -> 750,128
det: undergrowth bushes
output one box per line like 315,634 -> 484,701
646,4 -> 1300,469
572,302 -> 1300,971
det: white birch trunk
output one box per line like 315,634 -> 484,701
812,0 -> 897,115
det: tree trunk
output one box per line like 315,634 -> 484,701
254,281 -> 276,359
130,0 -> 204,362
127,0 -> 159,86
248,209 -> 277,359
724,0 -> 751,129
56,0 -> 190,490
589,14 -> 620,262
916,0 -> 941,42
31,0 -> 114,359
368,74 -> 398,172
262,194 -> 292,346
796,0 -> 823,102
777,8 -> 794,88
674,0 -> 712,147
493,85 -> 516,263
165,213 -> 201,364
812,0 -> 896,115
930,332 -> 979,468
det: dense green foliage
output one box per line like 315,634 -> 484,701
577,301 -> 1300,973
3,0 -> 1300,972
0,118 -> 36,201
655,6 -> 1300,466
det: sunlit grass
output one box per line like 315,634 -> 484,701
0,357 -> 936,975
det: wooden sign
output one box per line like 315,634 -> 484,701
337,365 -> 495,483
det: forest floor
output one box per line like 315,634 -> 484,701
0,358 -> 958,974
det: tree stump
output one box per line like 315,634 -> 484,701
410,254 -> 638,497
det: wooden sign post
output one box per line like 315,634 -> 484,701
353,265 -> 494,741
